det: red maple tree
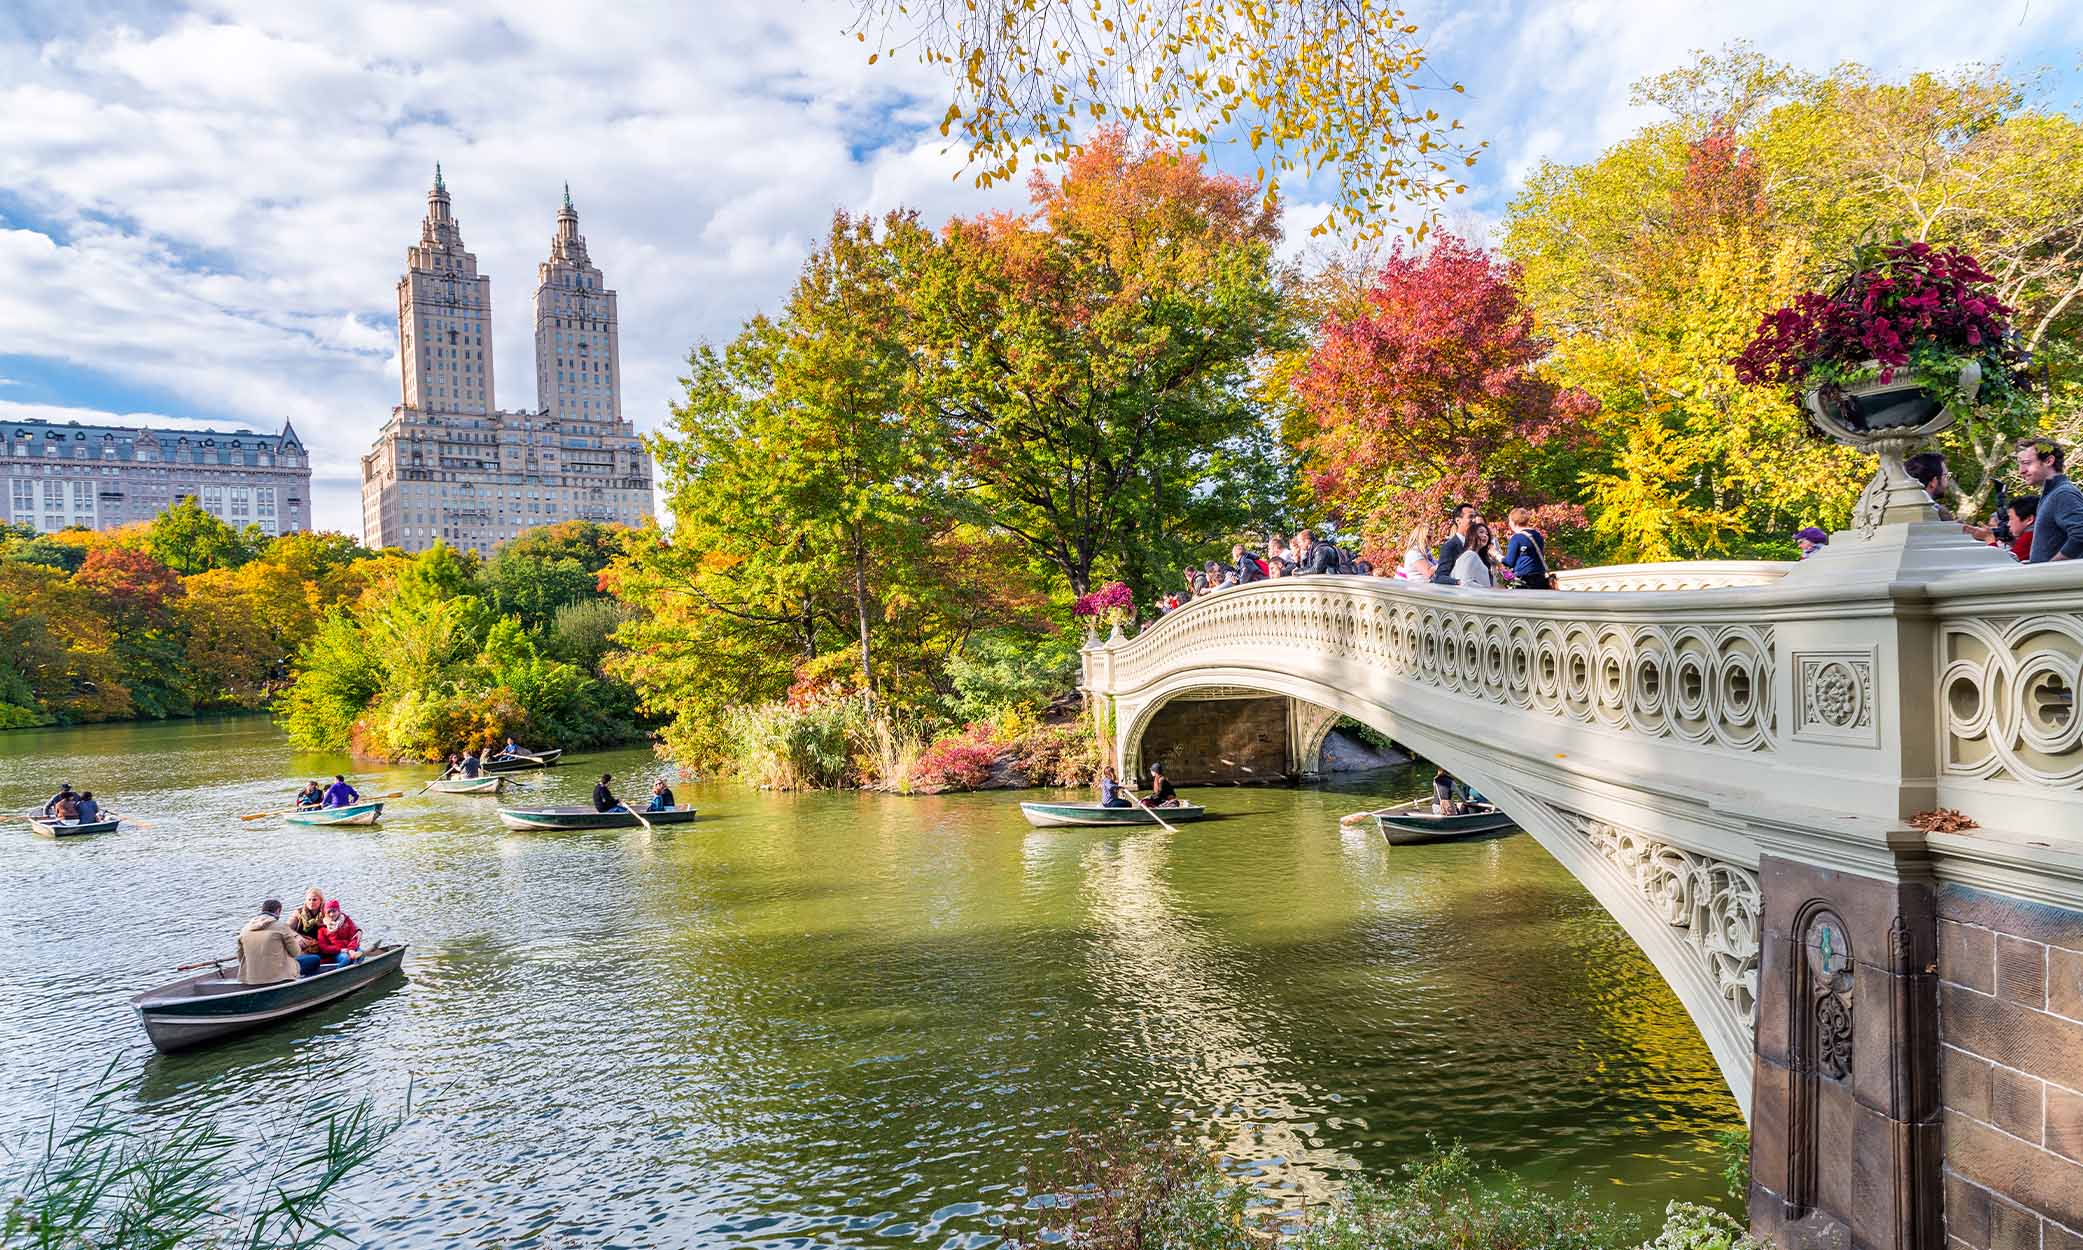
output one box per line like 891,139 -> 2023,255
1295,234 -> 1597,560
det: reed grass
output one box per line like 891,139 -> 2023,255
2,1060 -> 404,1249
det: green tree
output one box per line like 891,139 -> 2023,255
143,495 -> 260,575
909,129 -> 1296,598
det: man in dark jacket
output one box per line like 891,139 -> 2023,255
1431,505 -> 1481,585
2019,438 -> 2083,563
1292,530 -> 1342,575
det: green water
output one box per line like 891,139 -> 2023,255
0,717 -> 1740,1246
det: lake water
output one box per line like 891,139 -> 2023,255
0,716 -> 1741,1247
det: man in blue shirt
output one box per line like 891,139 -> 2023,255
322,775 -> 360,808
2018,438 -> 2083,563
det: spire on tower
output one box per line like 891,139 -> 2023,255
562,182 -> 573,212
434,163 -> 446,194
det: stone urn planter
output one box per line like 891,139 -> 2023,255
1804,359 -> 1980,536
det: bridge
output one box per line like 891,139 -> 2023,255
1079,521 -> 2083,1250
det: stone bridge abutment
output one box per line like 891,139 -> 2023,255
1081,529 -> 2083,1250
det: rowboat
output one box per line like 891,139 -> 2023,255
427,775 -> 505,795
28,813 -> 121,838
284,800 -> 384,827
1018,801 -> 1207,828
495,804 -> 698,831
483,748 -> 563,773
131,944 -> 407,1054
1373,799 -> 1517,845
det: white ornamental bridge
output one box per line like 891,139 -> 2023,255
1078,525 -> 2083,1250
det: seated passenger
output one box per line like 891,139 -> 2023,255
1098,765 -> 1132,808
237,899 -> 303,985
1147,764 -> 1180,808
299,899 -> 360,976
53,792 -> 80,821
289,887 -> 327,946
321,775 -> 359,808
1431,768 -> 1461,816
42,782 -> 77,817
295,781 -> 324,809
459,752 -> 483,779
73,792 -> 100,823
646,779 -> 675,812
593,773 -> 622,813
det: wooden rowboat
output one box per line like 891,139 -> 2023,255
496,804 -> 698,832
28,813 -> 122,838
1374,799 -> 1516,845
285,800 -> 384,827
427,775 -> 505,795
483,749 -> 563,773
1018,801 -> 1207,828
131,944 -> 407,1053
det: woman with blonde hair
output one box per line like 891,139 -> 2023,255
1396,523 -> 1435,580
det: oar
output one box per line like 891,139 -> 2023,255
626,804 -> 654,833
1339,810 -> 1377,825
172,956 -> 230,973
1133,795 -> 1183,833
238,792 -> 404,821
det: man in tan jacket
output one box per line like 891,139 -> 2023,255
237,899 -> 303,984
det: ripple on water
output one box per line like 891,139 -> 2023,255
0,720 -> 1740,1246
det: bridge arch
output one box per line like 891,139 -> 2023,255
1110,663 -> 1762,1113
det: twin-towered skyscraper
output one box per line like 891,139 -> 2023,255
361,168 -> 653,553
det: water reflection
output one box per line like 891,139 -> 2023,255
0,717 -> 1739,1246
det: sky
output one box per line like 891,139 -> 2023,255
1,1 -> 2077,536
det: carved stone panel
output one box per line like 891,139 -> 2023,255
1792,648 -> 1879,748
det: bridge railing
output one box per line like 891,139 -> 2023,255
1086,562 -> 2083,836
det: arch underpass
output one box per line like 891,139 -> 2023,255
1080,533 -> 2083,1250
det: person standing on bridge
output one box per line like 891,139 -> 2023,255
1430,504 -> 1482,586
2017,438 -> 2083,563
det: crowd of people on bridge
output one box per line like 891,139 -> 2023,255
1151,507 -> 1555,618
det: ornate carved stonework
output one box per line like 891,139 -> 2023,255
1112,583 -> 1779,754
1563,813 -> 1761,1040
1801,909 -> 1855,1082
1939,614 -> 2083,788
1793,649 -> 1879,747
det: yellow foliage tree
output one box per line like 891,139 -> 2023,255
850,0 -> 1480,237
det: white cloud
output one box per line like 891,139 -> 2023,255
0,1 -> 2076,535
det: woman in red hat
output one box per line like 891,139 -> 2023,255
298,899 -> 361,975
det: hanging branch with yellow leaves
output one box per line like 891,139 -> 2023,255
847,0 -> 1483,238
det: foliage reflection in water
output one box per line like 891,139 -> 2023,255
0,717 -> 1740,1246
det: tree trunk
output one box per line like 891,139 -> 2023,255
852,524 -> 874,708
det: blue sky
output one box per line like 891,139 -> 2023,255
1,0 -> 2076,534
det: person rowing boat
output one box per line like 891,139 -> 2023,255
294,781 -> 324,810
41,782 -> 78,817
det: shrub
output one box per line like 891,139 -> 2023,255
1289,1142 -> 1637,1250
1005,1129 -> 1263,1250
944,628 -> 1082,725
1637,1202 -> 1766,1250
724,696 -> 867,790
1014,716 -> 1099,787
912,724 -> 1005,792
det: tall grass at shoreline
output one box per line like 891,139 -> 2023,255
1,1065 -> 403,1249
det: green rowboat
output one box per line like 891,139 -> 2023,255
427,775 -> 505,795
132,945 -> 407,1053
285,800 -> 384,827
1373,799 -> 1516,845
1018,801 -> 1207,828
28,813 -> 122,838
483,749 -> 563,773
496,805 -> 698,832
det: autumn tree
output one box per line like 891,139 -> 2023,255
143,495 -> 260,575
909,131 -> 1295,598
1292,234 -> 1596,560
852,0 -> 1480,238
1504,50 -> 2083,558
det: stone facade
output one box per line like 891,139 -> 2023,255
1136,695 -> 1290,783
4,417 -> 310,535
1935,885 -> 2083,1250
361,170 -> 652,554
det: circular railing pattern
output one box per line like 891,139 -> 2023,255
1940,615 -> 2083,788
1106,584 -> 1776,754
